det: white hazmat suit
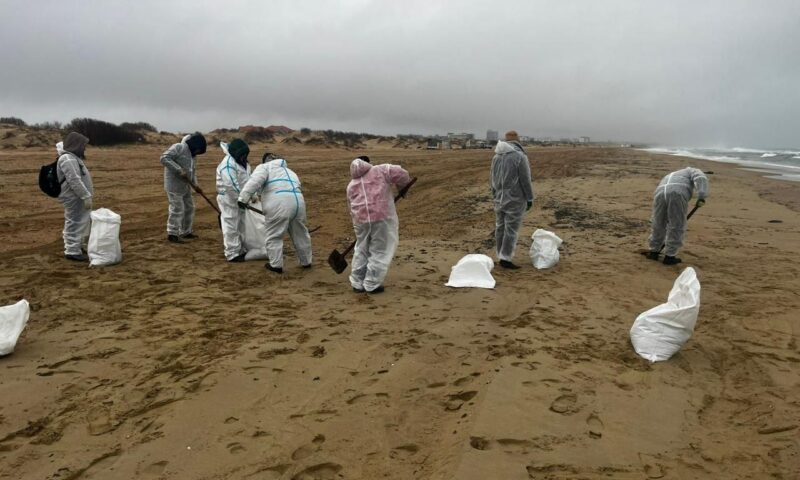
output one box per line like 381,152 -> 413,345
238,159 -> 312,269
160,137 -> 197,237
490,141 -> 534,262
56,140 -> 93,256
215,142 -> 250,260
649,167 -> 709,257
346,159 -> 412,292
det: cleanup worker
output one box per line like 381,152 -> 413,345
645,167 -> 708,265
237,153 -> 312,273
346,155 -> 412,293
215,139 -> 250,262
160,132 -> 206,243
57,132 -> 93,261
490,130 -> 533,269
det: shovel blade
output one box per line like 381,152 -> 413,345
327,249 -> 348,274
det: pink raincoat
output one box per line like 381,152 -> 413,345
347,159 -> 411,225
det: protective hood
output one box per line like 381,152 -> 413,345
350,158 -> 372,179
494,141 -> 517,155
227,139 -> 250,167
185,133 -> 207,156
56,141 -> 66,156
266,158 -> 286,169
63,131 -> 89,156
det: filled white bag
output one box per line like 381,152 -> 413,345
630,267 -> 701,362
445,254 -> 496,289
243,209 -> 268,261
529,229 -> 562,269
0,300 -> 30,356
88,208 -> 122,266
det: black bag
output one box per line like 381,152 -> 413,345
39,157 -> 64,198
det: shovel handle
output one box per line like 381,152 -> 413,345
189,181 -> 221,215
395,177 -> 418,202
658,204 -> 701,253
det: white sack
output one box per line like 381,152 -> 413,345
88,208 -> 122,266
445,254 -> 496,289
0,300 -> 30,356
243,209 -> 268,261
529,229 -> 562,269
630,267 -> 701,362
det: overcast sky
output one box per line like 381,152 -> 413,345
1,0 -> 798,147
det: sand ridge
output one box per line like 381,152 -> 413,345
0,146 -> 798,479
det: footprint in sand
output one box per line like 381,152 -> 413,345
549,393 -> 579,415
290,462 -> 342,480
142,460 -> 168,476
86,407 -> 113,436
390,443 -> 419,459
291,434 -> 326,461
469,436 -> 491,450
227,442 -> 246,454
586,413 -> 604,439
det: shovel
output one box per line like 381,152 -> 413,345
188,181 -> 223,229
328,177 -> 417,274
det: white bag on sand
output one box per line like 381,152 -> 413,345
445,254 -> 496,289
0,300 -> 30,356
88,208 -> 122,266
630,267 -> 701,362
243,209 -> 268,261
529,229 -> 562,269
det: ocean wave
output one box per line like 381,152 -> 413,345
761,153 -> 777,158
639,148 -> 741,163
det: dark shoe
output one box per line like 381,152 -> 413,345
265,264 -> 284,274
229,253 -> 246,263
663,256 -> 682,265
301,263 -> 312,269
644,251 -> 660,261
499,260 -> 521,269
367,285 -> 385,294
168,235 -> 184,243
65,253 -> 88,262
181,233 -> 198,239
353,287 -> 366,293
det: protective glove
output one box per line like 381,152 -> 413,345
526,200 -> 533,211
82,197 -> 93,210
695,198 -> 706,208
237,201 -> 248,210
178,170 -> 189,180
250,196 -> 259,204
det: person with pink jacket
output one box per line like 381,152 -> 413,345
346,156 -> 412,293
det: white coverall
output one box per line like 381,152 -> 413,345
160,140 -> 197,236
346,159 -> 412,292
215,143 -> 250,260
56,143 -> 94,256
490,141 -> 534,262
648,167 -> 709,256
237,159 -> 312,269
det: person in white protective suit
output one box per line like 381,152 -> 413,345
490,130 -> 534,269
57,132 -> 93,261
160,132 -> 207,243
237,153 -> 312,273
645,167 -> 708,265
215,139 -> 250,262
346,156 -> 412,293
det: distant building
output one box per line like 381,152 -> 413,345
579,136 -> 590,144
486,130 -> 498,142
447,132 -> 475,142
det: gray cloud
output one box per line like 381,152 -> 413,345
1,0 -> 798,147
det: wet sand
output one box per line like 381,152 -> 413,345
0,145 -> 798,479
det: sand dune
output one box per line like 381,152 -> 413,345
0,146 -> 798,479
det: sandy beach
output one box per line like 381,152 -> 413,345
0,145 -> 798,479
